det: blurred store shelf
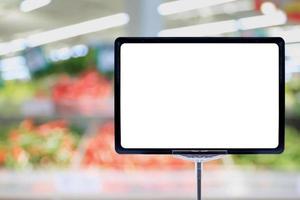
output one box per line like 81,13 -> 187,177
0,168 -> 299,200
0,97 -> 114,124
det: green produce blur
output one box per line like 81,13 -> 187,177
0,77 -> 57,116
286,78 -> 300,117
33,48 -> 96,78
233,77 -> 300,171
0,119 -> 80,169
0,81 -> 36,105
0,81 -> 37,116
233,127 -> 300,171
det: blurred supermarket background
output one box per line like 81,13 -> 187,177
0,0 -> 300,199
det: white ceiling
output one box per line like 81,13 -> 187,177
0,0 -> 124,43
0,0 -> 293,49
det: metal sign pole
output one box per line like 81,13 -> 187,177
196,161 -> 202,200
175,154 -> 224,200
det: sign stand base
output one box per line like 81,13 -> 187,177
175,154 -> 224,200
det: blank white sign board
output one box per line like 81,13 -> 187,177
115,38 -> 284,154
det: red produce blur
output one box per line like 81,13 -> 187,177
82,122 -> 194,170
52,70 -> 112,116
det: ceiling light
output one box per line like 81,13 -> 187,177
159,10 -> 287,36
158,0 -> 236,16
27,13 -> 129,47
0,39 -> 26,56
0,13 -> 129,56
20,0 -> 51,12
159,20 -> 237,36
238,10 -> 287,30
260,1 -> 277,15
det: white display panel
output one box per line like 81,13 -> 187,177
120,43 -> 279,149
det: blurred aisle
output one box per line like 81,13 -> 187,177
1,168 -> 300,200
